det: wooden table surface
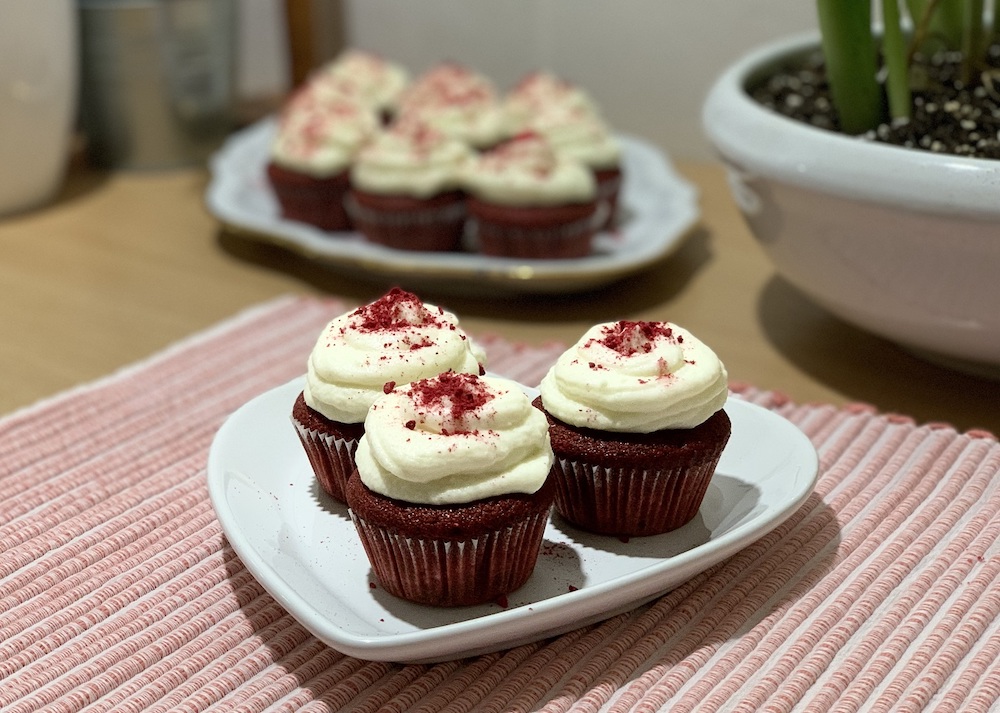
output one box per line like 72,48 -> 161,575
2,159 -> 998,434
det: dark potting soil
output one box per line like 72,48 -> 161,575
747,44 -> 1000,159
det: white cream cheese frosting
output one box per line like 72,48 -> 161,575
503,71 -> 601,135
529,105 -> 621,171
303,288 -> 486,424
461,133 -> 596,207
396,62 -> 508,149
269,93 -> 378,178
350,117 -> 473,198
355,372 -> 554,505
539,320 -> 729,432
312,49 -> 410,114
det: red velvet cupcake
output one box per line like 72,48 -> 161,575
537,401 -> 730,536
503,73 -> 622,230
292,288 -> 486,502
347,372 -> 555,606
346,118 -> 472,252
537,320 -> 731,537
267,90 -> 377,232
461,133 -> 599,259
395,61 -> 508,150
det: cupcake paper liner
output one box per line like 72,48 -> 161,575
344,193 -> 467,226
552,445 -> 724,537
266,163 -> 352,232
350,508 -> 552,606
291,417 -> 359,503
470,207 -> 603,259
345,192 -> 467,251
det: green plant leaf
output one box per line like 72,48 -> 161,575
883,0 -> 911,119
816,0 -> 884,133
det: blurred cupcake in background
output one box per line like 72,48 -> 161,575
395,62 -> 508,150
461,132 -> 598,259
347,116 -> 473,252
267,91 -> 378,231
307,49 -> 410,123
529,104 -> 623,230
502,70 -> 601,136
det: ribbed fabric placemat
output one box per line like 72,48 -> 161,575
2,295 -> 999,713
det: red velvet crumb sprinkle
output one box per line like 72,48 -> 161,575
592,321 -> 678,356
409,372 -> 493,431
351,287 -> 443,331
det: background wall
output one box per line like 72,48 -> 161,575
238,0 -> 819,161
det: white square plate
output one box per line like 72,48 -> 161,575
207,378 -> 818,663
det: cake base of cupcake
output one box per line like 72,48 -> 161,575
536,398 -> 731,537
467,197 -> 598,259
347,189 -> 467,252
266,162 -> 352,232
346,472 -> 556,607
291,392 -> 364,503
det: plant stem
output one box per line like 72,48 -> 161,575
961,0 -> 986,84
816,0 -> 884,133
936,0 -> 965,47
883,0 -> 912,119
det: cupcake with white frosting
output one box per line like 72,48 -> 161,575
461,132 -> 599,258
502,70 -> 602,136
266,92 -> 377,231
537,320 -> 731,537
395,62 -> 508,150
529,104 -> 623,230
307,49 -> 410,122
291,288 -> 486,502
347,371 -> 556,606
347,116 -> 473,252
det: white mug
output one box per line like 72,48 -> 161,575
0,0 -> 78,217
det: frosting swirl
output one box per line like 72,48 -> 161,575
461,133 -> 596,206
312,49 -> 409,114
396,62 -> 507,149
303,288 -> 486,423
529,105 -> 621,171
355,372 -> 554,505
539,320 -> 728,432
269,94 -> 377,177
350,117 -> 473,197
503,71 -> 601,135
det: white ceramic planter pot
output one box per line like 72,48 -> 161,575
703,32 -> 1000,371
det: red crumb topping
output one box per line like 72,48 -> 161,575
351,287 -> 443,332
383,381 -> 396,394
478,133 -> 555,176
410,372 -> 494,432
590,321 -> 681,356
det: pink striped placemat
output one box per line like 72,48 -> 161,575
2,295 -> 999,713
